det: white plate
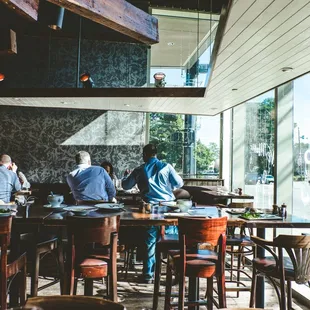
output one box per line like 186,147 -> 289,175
94,203 -> 125,211
63,206 -> 98,216
0,212 -> 11,217
43,204 -> 67,212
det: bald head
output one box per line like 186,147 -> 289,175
0,154 -> 12,167
75,151 -> 91,165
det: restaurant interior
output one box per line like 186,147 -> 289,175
1,0 -> 310,309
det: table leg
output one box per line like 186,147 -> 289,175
255,228 -> 265,308
188,277 -> 199,310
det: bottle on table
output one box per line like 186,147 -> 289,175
280,203 -> 287,218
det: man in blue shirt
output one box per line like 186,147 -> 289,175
67,151 -> 116,202
122,144 -> 183,283
0,154 -> 22,203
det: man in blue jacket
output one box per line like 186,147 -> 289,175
67,151 -> 116,202
122,144 -> 183,283
0,154 -> 21,203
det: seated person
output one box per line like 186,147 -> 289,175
0,154 -> 22,203
122,144 -> 183,283
67,151 -> 116,202
101,161 -> 118,187
18,171 -> 31,190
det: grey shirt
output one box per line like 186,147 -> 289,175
0,165 -> 22,203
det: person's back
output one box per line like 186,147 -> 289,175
0,154 -> 21,203
67,151 -> 116,202
122,145 -> 183,204
143,157 -> 182,203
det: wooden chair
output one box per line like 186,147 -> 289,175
249,234 -> 310,310
0,216 -> 27,310
26,295 -> 125,310
13,223 -> 65,297
164,217 -> 228,310
65,215 -> 120,301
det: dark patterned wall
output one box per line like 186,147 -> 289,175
0,36 -> 147,88
0,106 -> 145,183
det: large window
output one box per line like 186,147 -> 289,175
293,74 -> 310,220
232,91 -> 275,209
149,113 -> 220,177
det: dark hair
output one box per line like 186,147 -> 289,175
101,161 -> 114,174
143,144 -> 157,157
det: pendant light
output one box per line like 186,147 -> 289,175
38,0 -> 65,31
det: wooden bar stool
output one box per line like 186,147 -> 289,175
0,216 -> 27,310
152,226 -> 179,310
65,215 -> 120,301
26,295 -> 125,309
164,217 -> 228,310
225,222 -> 255,297
13,223 -> 65,297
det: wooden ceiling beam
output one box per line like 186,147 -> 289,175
0,0 -> 39,21
47,0 -> 159,45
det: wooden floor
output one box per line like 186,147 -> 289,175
31,260 -> 309,310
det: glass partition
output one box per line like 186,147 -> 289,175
0,3 -> 221,90
150,8 -> 219,87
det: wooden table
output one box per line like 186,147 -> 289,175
116,190 -> 141,204
202,190 -> 254,200
12,204 -> 310,309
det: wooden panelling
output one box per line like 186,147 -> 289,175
0,0 -> 39,21
47,0 -> 159,45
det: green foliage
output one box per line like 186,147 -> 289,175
149,113 -> 220,174
245,97 -> 275,175
195,140 -> 219,172
149,113 -> 184,171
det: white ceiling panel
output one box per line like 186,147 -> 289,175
223,0 -> 256,34
202,0 -> 310,115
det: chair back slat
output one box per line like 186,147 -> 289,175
274,235 -> 310,284
0,216 -> 12,246
67,216 -> 120,247
178,217 -> 227,247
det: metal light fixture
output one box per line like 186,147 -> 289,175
0,73 -> 5,82
281,67 -> 293,73
80,72 -> 95,88
38,0 -> 65,30
154,72 -> 166,88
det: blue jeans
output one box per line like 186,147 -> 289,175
143,225 -> 178,278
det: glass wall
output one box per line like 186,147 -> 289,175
232,90 -> 275,209
149,113 -> 220,177
293,74 -> 310,220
